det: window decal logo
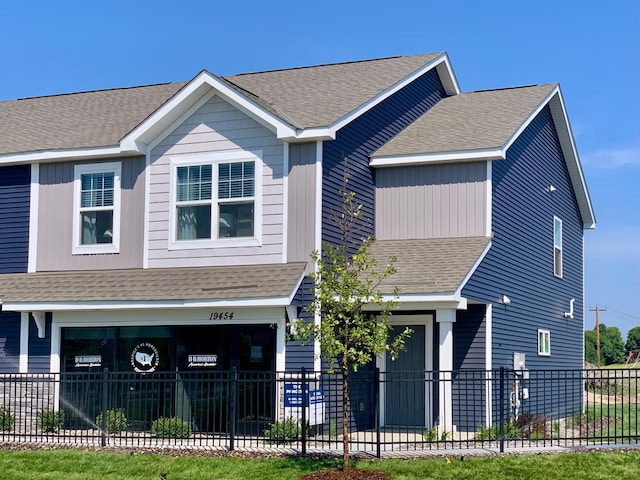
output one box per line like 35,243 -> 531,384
130,343 -> 160,373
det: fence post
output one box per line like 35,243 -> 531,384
301,367 -> 307,456
499,367 -> 505,453
229,368 -> 237,451
375,367 -> 381,459
101,368 -> 108,447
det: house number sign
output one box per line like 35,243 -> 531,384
209,311 -> 235,320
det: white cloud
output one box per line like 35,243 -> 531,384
581,146 -> 640,169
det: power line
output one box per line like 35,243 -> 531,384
606,307 -> 640,321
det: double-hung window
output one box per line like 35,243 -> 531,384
553,216 -> 563,278
538,329 -> 551,356
73,162 -> 121,254
170,151 -> 261,248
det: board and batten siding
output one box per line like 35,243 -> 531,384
375,162 -> 487,240
287,143 -> 317,267
147,94 -> 285,268
462,106 -> 584,371
36,157 -> 146,271
0,165 -> 30,273
323,68 -> 446,251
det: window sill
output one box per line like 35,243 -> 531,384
168,237 -> 261,251
72,244 -> 120,255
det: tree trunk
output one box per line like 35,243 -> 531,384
342,366 -> 350,470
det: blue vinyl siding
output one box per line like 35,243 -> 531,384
462,106 -> 584,371
322,69 -> 446,249
0,312 -> 21,373
28,313 -> 51,373
0,165 -> 30,273
285,278 -> 315,370
453,305 -> 486,430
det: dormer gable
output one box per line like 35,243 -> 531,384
371,84 -> 595,229
0,52 -> 459,165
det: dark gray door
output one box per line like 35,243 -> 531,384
385,325 -> 425,426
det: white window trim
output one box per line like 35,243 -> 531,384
168,150 -> 263,250
553,216 -> 563,278
72,162 -> 121,255
538,329 -> 551,356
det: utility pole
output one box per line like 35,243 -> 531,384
590,306 -> 607,367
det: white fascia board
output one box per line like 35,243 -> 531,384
454,239 -> 493,297
547,89 -> 596,229
5,297 -> 295,312
362,294 -> 467,311
121,71 -> 297,152
284,54 -> 460,143
371,149 -> 504,167
435,54 -> 461,96
501,86 -> 558,154
0,146 -> 127,166
328,54 -> 457,140
500,85 -> 595,229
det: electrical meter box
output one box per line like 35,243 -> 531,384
514,352 -> 526,370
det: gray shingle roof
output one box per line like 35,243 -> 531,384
0,83 -> 186,156
222,53 -> 443,129
372,84 -> 556,158
0,263 -> 306,304
0,54 -> 443,156
369,236 -> 491,295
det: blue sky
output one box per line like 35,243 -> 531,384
2,1 -> 638,339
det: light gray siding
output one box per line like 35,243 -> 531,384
287,143 -> 316,267
147,95 -> 285,268
36,157 -> 145,271
375,162 -> 487,240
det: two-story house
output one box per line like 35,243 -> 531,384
0,52 -> 595,433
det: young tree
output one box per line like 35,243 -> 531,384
625,326 -> 640,355
291,162 -> 411,471
584,323 -> 625,366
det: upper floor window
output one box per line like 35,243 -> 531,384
553,216 -> 563,278
73,162 -> 121,255
538,329 -> 551,356
170,151 -> 262,249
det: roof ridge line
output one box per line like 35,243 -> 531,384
13,81 -> 186,102
223,53 -> 442,78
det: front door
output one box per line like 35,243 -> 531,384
385,325 -> 426,426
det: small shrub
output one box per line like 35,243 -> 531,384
475,422 -> 521,441
423,427 -> 450,442
38,409 -> 65,433
0,407 -> 14,432
96,408 -> 128,434
263,417 -> 306,443
151,417 -> 191,438
475,424 -> 498,441
423,427 -> 438,442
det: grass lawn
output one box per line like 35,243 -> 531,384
0,449 -> 638,480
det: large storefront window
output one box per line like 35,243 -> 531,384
62,325 -> 274,374
60,324 -> 276,433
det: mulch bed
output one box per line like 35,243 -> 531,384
298,467 -> 388,479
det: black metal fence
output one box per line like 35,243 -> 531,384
0,368 -> 637,454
